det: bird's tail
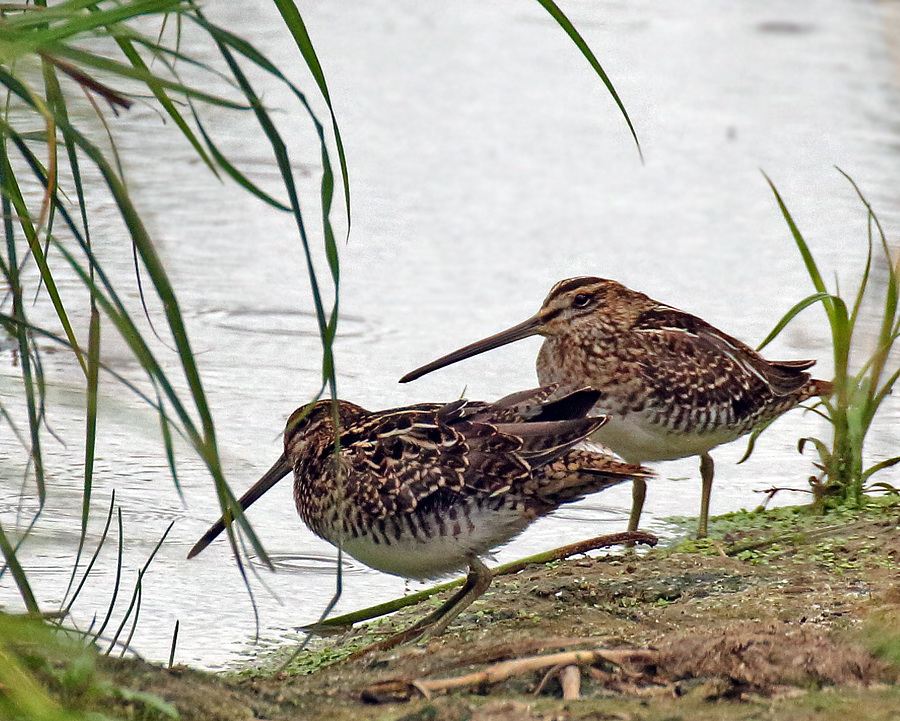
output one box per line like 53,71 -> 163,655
533,449 -> 652,505
812,378 -> 834,397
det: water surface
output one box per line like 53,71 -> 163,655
1,0 -> 898,668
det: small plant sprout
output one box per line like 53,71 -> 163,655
760,170 -> 900,507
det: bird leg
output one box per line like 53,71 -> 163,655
697,452 -> 714,539
420,556 -> 493,639
627,477 -> 647,533
347,557 -> 493,660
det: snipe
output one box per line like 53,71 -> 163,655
188,385 -> 650,648
401,276 -> 833,538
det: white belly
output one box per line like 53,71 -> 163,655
590,412 -> 741,463
335,503 -> 533,581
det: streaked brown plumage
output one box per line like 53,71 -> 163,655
188,385 -> 650,643
401,277 -> 833,537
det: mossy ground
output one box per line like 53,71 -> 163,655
15,499 -> 900,720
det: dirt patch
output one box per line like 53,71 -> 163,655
18,500 -> 900,720
656,622 -> 889,688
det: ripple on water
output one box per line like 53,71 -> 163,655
248,550 -> 372,576
551,504 -> 628,523
194,307 -> 373,339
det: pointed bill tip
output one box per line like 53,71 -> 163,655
400,315 -> 544,384
186,453 -> 292,560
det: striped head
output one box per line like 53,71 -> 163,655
283,399 -> 367,461
533,277 -> 653,337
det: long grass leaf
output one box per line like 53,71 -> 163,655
60,308 -> 101,607
94,508 -> 124,642
0,139 -> 46,502
3,0 -> 183,47
756,292 -> 832,351
82,310 -> 101,528
848,215 -> 874,332
764,173 -> 828,297
106,521 -> 174,656
533,0 -> 641,159
207,26 -> 335,567
862,456 -> 900,482
869,365 -> 900,424
7,131 -> 88,376
43,45 -> 249,109
0,520 -> 40,615
3,119 -> 211,451
120,581 -> 142,657
266,0 -> 351,232
62,491 -> 115,617
155,383 -> 182,498
26,76 -> 224,470
194,119 -> 291,211
838,167 -> 899,398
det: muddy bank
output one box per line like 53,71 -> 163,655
22,501 -> 900,720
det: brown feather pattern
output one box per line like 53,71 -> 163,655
289,387 -> 647,547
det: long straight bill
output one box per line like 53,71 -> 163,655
187,453 -> 293,559
399,314 -> 544,383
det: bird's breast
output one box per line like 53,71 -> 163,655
302,495 -> 536,581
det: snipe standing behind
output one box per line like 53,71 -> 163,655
188,385 -> 650,645
401,277 -> 833,538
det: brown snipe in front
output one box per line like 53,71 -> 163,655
188,385 -> 650,647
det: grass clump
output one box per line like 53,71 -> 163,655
0,612 -> 178,720
761,171 -> 900,508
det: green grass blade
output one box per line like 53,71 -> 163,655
764,173 -> 828,297
155,383 -> 182,497
120,581 -> 143,657
1,0 -> 182,33
61,491 -> 115,618
0,141 -> 46,503
82,308 -> 101,525
105,521 -> 174,656
194,119 -> 291,211
40,88 -> 224,469
533,0 -> 641,159
736,416 -> 778,464
869,365 -> 900,424
93,508 -> 124,642
209,25 -> 338,388
848,215 -> 874,332
60,307 -> 101,611
105,27 -> 218,174
838,167 -> 899,397
756,292 -> 832,351
267,0 -> 351,233
862,456 -> 900,482
0,520 -> 40,615
4,117 -> 212,453
6,129 -> 88,376
43,44 -> 249,109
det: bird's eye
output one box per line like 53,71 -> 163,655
572,293 -> 592,308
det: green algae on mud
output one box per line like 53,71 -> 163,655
9,501 -> 900,720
